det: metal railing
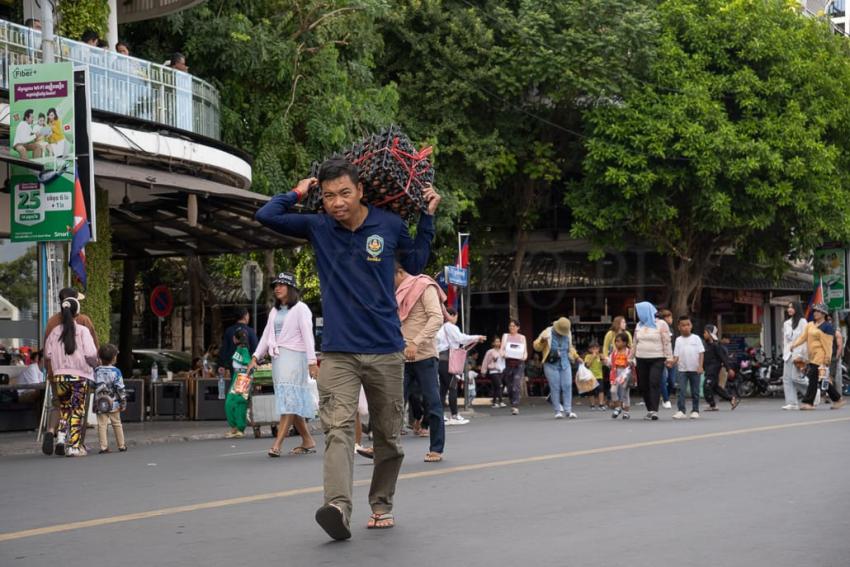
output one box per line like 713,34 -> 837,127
0,19 -> 220,140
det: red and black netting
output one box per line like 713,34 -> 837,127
301,125 -> 434,223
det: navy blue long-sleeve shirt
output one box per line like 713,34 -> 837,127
255,191 -> 435,354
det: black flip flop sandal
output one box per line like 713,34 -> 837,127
315,504 -> 351,540
41,432 -> 54,456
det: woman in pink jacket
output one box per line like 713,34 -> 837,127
248,272 -> 318,457
44,295 -> 98,457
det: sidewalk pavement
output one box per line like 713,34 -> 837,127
0,421 -> 237,457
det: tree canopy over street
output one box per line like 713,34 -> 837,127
122,0 -> 850,314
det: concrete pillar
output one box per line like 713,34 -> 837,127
107,0 -> 119,51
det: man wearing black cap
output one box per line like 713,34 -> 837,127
256,157 -> 440,540
702,324 -> 739,411
41,288 -> 99,456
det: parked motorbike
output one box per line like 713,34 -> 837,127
736,348 -> 785,398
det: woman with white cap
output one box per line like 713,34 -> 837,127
43,294 -> 99,456
630,301 -> 674,420
248,272 -> 319,456
533,317 -> 579,419
790,303 -> 846,410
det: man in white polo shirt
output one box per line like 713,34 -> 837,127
14,109 -> 43,159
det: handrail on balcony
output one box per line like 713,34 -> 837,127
0,18 -> 221,140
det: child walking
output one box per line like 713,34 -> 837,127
583,342 -> 606,410
225,329 -> 253,438
672,316 -> 704,420
609,333 -> 633,419
481,336 -> 506,408
93,344 -> 127,454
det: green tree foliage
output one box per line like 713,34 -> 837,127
0,246 -> 37,311
568,0 -> 850,315
376,0 -> 659,316
58,0 -> 110,40
124,0 -> 398,194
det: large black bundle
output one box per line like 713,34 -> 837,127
301,125 -> 434,223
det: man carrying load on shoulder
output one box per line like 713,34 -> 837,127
255,158 -> 441,540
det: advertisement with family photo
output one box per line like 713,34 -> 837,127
9,62 -> 76,242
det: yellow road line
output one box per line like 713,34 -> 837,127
1,416 -> 847,543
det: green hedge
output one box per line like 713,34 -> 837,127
85,185 -> 112,345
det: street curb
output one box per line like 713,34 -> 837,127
0,431 -> 228,457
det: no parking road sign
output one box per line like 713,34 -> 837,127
150,285 -> 174,318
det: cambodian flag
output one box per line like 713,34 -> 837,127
69,166 -> 91,289
805,277 -> 825,321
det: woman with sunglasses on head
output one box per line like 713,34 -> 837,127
248,272 -> 319,457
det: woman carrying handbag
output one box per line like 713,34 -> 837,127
436,308 -> 485,425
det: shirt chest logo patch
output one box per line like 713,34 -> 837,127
366,234 -> 384,260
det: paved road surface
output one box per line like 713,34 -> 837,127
1,400 -> 848,567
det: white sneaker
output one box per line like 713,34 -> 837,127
662,401 -> 673,409
452,415 -> 469,425
491,404 -> 499,408
672,411 -> 687,420
689,411 -> 700,419
499,402 -> 507,408
781,404 -> 798,410
555,412 -> 565,419
511,407 -> 519,415
567,412 -> 577,419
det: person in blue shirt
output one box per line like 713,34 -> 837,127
255,157 -> 440,540
93,344 -> 127,454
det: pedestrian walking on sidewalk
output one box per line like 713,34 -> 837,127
500,320 -> 528,415
224,330 -> 252,438
93,344 -> 128,453
631,301 -> 674,421
481,337 -> 506,408
671,316 -> 704,420
41,287 -> 99,457
533,317 -> 579,419
603,316 -> 632,408
583,342 -> 606,410
791,303 -> 846,411
44,295 -> 99,457
255,157 -> 440,539
658,309 -> 677,410
395,263 -> 447,463
248,272 -> 318,457
702,325 -> 739,411
609,333 -> 633,419
781,302 -> 807,410
436,310 -> 485,424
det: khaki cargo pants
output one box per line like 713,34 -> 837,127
318,352 -> 405,524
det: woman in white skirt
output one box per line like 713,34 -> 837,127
248,272 -> 319,457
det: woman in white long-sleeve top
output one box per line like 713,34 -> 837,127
248,272 -> 318,457
435,308 -> 485,424
781,301 -> 807,410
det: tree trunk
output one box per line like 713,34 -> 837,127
188,256 -> 204,359
508,229 -> 528,323
507,181 -> 536,322
667,256 -> 706,318
264,249 -> 276,308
